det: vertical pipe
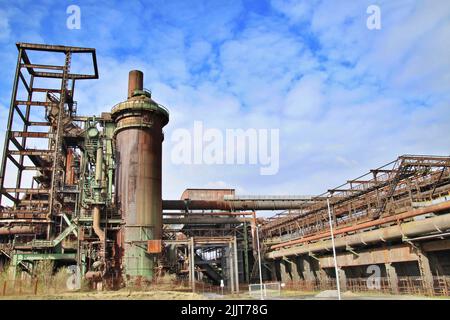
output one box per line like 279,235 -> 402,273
65,148 -> 74,185
93,142 -> 105,243
327,198 -> 341,300
187,246 -> 191,286
229,242 -> 234,293
243,220 -> 249,282
233,236 -> 239,293
190,237 -> 195,292
92,206 -> 105,243
256,224 -> 264,300
95,145 -> 103,184
127,70 -> 143,98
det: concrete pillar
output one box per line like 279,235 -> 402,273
316,266 -> 328,284
428,253 -> 444,276
293,256 -> 304,280
302,256 -> 316,281
269,261 -> 278,281
385,263 -> 399,294
416,247 -> 434,295
338,268 -> 347,292
280,260 -> 291,282
282,257 -> 301,282
290,258 -> 301,281
272,259 -> 282,281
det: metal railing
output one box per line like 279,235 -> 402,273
281,276 -> 450,297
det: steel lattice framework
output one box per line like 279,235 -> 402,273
261,155 -> 450,247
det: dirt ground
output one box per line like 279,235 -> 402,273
1,289 -> 448,300
0,289 -> 206,300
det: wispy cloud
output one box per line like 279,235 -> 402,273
0,0 -> 449,200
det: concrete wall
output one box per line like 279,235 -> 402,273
268,240 -> 450,286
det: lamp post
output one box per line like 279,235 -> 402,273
327,197 -> 341,300
255,224 -> 264,300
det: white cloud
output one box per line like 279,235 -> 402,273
0,10 -> 11,41
284,73 -> 327,118
0,0 -> 449,203
270,0 -> 318,23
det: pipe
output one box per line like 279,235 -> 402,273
163,217 -> 252,225
0,219 -> 51,224
95,145 -> 103,184
162,199 -> 313,211
270,201 -> 450,250
127,70 -> 143,98
92,206 -> 105,242
91,138 -> 106,243
0,226 -> 37,235
233,236 -> 239,293
266,212 -> 450,259
162,211 -> 255,216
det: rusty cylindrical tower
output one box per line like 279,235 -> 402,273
111,70 -> 169,282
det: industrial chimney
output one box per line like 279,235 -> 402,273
111,70 -> 169,282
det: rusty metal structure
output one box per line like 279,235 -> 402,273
112,70 -> 169,282
0,43 -> 102,279
0,43 -> 170,288
161,189 -> 257,291
260,155 -> 450,295
0,43 -> 449,296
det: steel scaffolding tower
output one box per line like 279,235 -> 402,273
0,43 -> 98,266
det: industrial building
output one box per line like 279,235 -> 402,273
0,43 -> 449,296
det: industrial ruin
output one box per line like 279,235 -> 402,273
0,43 -> 449,297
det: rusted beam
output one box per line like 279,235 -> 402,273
2,188 -> 49,194
31,88 -> 61,93
0,191 -> 17,203
10,131 -> 52,138
18,71 -> 31,94
33,72 -> 97,80
9,149 -> 52,156
15,100 -> 51,107
18,199 -> 49,205
17,42 -> 95,53
371,169 -> 398,173
22,166 -> 51,171
27,121 -> 51,126
347,180 -> 375,184
13,105 -> 27,123
328,189 -> 360,193
270,201 -> 450,250
21,63 -> 64,70
7,155 -> 23,169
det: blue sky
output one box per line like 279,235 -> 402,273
0,0 -> 449,200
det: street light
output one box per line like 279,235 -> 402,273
255,224 -> 264,300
